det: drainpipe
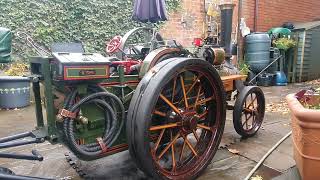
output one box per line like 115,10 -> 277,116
254,0 -> 259,31
237,0 -> 243,63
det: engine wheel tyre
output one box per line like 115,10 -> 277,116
233,86 -> 265,138
0,167 -> 15,175
127,58 -> 226,179
126,58 -> 182,173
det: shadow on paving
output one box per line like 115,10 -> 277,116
0,84 -> 304,179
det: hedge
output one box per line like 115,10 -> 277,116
0,0 -> 180,61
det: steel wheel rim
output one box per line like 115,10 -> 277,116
147,66 -> 223,178
241,92 -> 262,132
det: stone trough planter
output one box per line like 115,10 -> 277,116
0,76 -> 30,109
286,94 -> 320,180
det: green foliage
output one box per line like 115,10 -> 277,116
274,38 -> 297,51
238,62 -> 250,75
166,0 -> 182,12
0,0 -> 180,61
4,61 -> 29,76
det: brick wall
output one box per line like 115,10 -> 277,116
161,0 -> 320,47
241,0 -> 320,32
160,0 -> 206,47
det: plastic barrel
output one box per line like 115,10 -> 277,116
0,76 -> 30,109
245,33 -> 271,73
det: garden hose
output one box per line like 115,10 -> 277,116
62,85 -> 125,160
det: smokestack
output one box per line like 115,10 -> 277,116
219,3 -> 235,61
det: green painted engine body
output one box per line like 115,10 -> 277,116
29,47 -> 187,157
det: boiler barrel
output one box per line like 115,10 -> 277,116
245,33 -> 271,73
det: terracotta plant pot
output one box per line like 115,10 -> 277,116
286,94 -> 320,180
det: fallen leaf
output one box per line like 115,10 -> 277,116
251,175 -> 263,180
227,148 -> 240,154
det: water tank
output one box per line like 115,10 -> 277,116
245,33 -> 271,73
0,27 -> 12,63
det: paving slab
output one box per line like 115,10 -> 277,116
272,166 -> 301,180
227,131 -> 295,172
199,155 -> 255,180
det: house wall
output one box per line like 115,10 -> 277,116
160,0 -> 206,47
242,0 -> 320,32
160,0 -> 320,47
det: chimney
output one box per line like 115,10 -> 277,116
219,3 -> 235,61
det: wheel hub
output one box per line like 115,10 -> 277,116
181,111 -> 199,132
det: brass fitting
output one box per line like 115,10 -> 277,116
78,116 -> 89,125
56,114 -> 64,122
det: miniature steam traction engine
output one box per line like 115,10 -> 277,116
0,3 -> 265,180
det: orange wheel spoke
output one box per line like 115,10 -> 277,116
149,123 -> 180,131
160,94 -> 181,115
198,110 -> 208,119
193,86 -> 202,109
192,130 -> 199,142
183,135 -> 198,157
242,117 -> 249,127
186,75 -> 202,95
197,124 -> 213,132
154,129 -> 165,151
180,75 -> 189,108
179,139 -> 186,162
247,96 -> 257,108
196,96 -> 215,106
170,130 -> 176,171
250,94 -> 254,108
243,108 -> 255,114
154,110 -> 167,117
242,112 -> 253,128
158,132 -> 180,160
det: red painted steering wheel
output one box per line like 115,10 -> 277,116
106,36 -> 122,54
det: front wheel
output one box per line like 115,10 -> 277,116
233,86 -> 265,137
127,58 -> 226,179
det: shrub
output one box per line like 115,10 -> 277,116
0,0 -> 180,61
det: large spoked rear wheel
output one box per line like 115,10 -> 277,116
233,86 -> 265,138
127,58 -> 226,179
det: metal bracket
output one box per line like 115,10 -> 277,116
59,109 -> 77,119
96,137 -> 107,153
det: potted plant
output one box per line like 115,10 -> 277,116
0,62 -> 30,109
286,89 -> 320,180
274,37 -> 297,51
